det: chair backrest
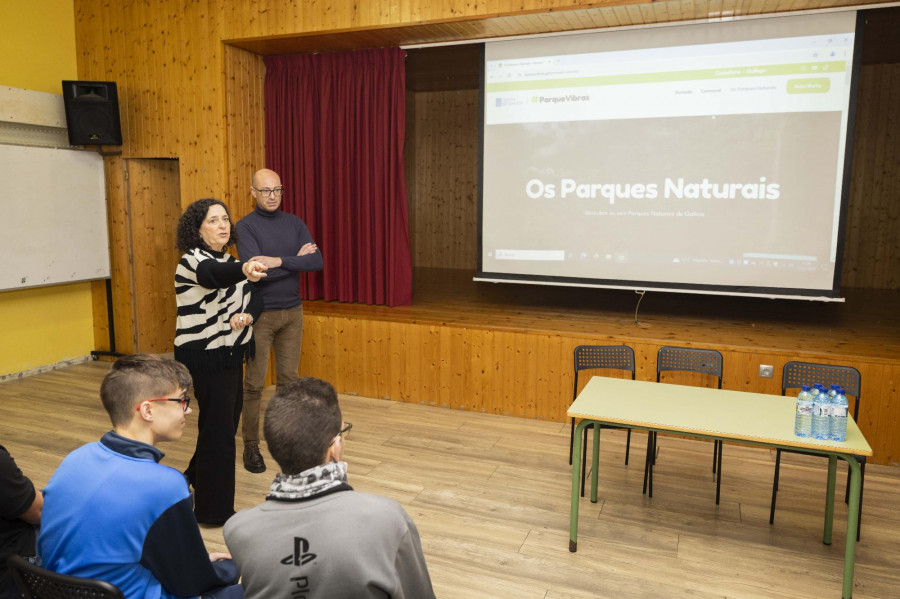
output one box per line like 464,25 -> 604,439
6,555 -> 125,599
657,346 -> 723,389
573,345 -> 635,399
781,361 -> 861,418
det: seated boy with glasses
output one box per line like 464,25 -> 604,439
224,377 -> 434,599
38,354 -> 242,599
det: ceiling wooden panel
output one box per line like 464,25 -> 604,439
399,6 -> 900,92
226,2 -> 899,61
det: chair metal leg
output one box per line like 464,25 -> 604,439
642,431 -> 659,497
625,429 -> 631,466
642,433 -> 651,495
713,440 -> 718,473
769,448 -> 782,525
715,442 -> 723,505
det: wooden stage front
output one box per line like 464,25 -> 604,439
300,267 -> 900,466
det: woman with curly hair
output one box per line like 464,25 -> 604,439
175,198 -> 267,525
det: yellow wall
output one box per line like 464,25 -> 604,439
0,1 -> 94,376
0,2 -> 77,94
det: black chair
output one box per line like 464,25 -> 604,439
6,555 -> 125,599
569,345 -> 636,497
644,346 -> 724,503
770,361 -> 864,540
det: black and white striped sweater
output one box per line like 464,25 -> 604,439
174,247 -> 262,372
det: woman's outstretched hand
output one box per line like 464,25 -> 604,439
242,260 -> 268,282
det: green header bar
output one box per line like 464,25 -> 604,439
485,61 -> 846,92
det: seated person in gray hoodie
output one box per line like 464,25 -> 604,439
224,377 -> 435,599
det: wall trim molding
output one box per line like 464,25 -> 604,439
0,355 -> 93,382
0,86 -> 71,148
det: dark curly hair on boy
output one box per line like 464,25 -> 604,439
176,198 -> 239,254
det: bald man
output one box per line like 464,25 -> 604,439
236,169 -> 323,473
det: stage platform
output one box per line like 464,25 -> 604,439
301,268 -> 900,465
306,268 -> 900,362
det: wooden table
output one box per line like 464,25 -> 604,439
568,376 -> 873,599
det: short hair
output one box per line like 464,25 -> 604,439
100,354 -> 193,427
264,378 -> 343,475
175,198 -> 239,254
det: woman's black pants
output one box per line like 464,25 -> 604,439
184,366 -> 243,524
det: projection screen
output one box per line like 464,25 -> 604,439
477,12 -> 862,301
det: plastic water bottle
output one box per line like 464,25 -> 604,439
811,385 -> 831,440
811,384 -> 825,411
809,384 -> 821,411
830,388 -> 849,442
794,385 -> 813,437
827,384 -> 839,401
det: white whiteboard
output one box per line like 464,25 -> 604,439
0,145 -> 110,290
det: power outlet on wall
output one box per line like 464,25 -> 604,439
759,365 -> 774,378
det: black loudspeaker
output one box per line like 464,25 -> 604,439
61,80 -> 123,146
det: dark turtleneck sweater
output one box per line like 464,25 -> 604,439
235,206 -> 323,311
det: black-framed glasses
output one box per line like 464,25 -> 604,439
138,395 -> 192,413
252,186 -> 284,197
336,422 -> 352,439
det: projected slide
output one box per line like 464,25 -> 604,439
479,12 -> 859,298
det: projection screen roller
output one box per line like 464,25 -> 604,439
478,12 -> 861,301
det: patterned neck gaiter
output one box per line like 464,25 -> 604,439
267,461 -> 349,500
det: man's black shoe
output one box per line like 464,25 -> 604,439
243,442 -> 267,473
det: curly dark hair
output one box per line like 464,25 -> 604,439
176,198 -> 239,253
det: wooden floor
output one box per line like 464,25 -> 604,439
2,361 -> 899,599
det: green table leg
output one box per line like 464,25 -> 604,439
591,424 -> 601,503
841,455 -> 862,599
570,420 -> 591,552
823,454 -> 837,545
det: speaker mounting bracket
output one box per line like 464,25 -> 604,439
94,145 -> 123,156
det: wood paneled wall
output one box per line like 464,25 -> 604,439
842,63 -> 900,289
75,2 -> 226,201
223,44 -> 266,210
300,312 -> 900,466
408,89 -> 479,269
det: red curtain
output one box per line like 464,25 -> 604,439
264,48 -> 412,306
